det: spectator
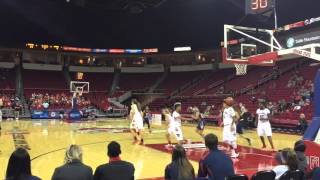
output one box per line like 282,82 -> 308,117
198,134 -> 234,180
297,113 -> 308,133
93,141 -> 135,180
165,144 -> 195,180
312,167 -> 320,180
294,140 -> 307,173
273,148 -> 298,180
6,148 -> 41,180
52,145 -> 93,180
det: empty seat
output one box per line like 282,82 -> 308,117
226,174 -> 249,180
251,170 -> 276,180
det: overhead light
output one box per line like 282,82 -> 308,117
174,46 -> 192,52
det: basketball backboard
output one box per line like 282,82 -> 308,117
223,23 -> 320,75
70,81 -> 90,95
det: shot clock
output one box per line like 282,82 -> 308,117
246,0 -> 274,14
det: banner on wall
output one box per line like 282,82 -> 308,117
31,110 -> 61,119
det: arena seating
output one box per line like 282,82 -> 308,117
0,68 -> 16,109
118,73 -> 162,91
0,68 -> 15,90
158,71 -> 206,95
148,59 -> 317,130
70,72 -> 114,91
179,69 -> 234,96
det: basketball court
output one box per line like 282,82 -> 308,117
0,119 -> 301,180
1,0 -> 320,180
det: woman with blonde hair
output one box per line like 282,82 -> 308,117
52,145 -> 93,180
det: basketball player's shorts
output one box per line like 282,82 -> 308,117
196,119 -> 205,131
257,122 -> 272,137
130,118 -> 144,131
223,124 -> 237,144
236,121 -> 245,134
168,126 -> 184,141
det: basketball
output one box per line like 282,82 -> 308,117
225,97 -> 234,106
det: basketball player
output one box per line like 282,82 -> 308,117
163,107 -> 184,146
143,106 -> 152,133
191,106 -> 205,138
172,102 -> 190,143
256,103 -> 275,150
222,97 -> 239,158
129,99 -> 144,145
234,105 -> 252,146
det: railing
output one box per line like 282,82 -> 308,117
169,74 -> 205,97
194,80 -> 224,95
238,59 -> 306,96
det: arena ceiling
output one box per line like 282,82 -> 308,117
0,0 -> 319,51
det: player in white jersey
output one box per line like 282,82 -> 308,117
256,103 -> 275,150
129,99 -> 144,145
222,97 -> 239,158
172,102 -> 191,143
163,107 -> 184,146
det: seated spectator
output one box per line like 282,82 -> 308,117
297,113 -> 308,133
165,144 -> 195,180
198,134 -> 234,180
293,140 -> 307,173
52,145 -> 93,180
312,167 -> 320,180
94,141 -> 135,180
6,148 -> 41,180
273,148 -> 298,180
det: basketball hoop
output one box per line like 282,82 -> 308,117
70,81 -> 89,96
234,64 -> 247,76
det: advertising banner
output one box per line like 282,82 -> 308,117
284,30 -> 320,48
31,110 -> 61,119
68,109 -> 82,121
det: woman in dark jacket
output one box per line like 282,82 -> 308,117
6,148 -> 41,180
165,145 -> 195,180
294,140 -> 308,172
51,145 -> 93,180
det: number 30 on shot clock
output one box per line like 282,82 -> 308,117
246,0 -> 274,14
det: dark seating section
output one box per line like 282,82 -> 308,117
158,71 -> 205,95
118,73 -> 162,91
0,68 -> 16,108
0,68 -> 15,90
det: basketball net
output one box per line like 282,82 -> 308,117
75,87 -> 83,96
234,64 -> 247,76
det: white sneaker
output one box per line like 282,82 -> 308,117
231,152 -> 239,158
